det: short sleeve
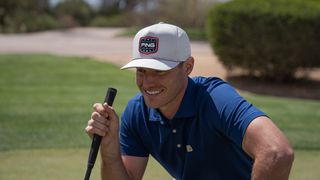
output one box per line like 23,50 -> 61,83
120,101 -> 149,157
207,80 -> 266,147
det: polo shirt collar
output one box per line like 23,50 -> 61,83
149,77 -> 196,122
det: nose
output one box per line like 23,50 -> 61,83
136,68 -> 161,88
143,73 -> 156,85
137,73 -> 157,88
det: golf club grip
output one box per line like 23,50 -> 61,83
85,88 -> 117,180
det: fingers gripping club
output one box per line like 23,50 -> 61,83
84,88 -> 117,180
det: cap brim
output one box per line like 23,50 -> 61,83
120,58 -> 180,71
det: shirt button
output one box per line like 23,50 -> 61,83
160,121 -> 164,125
177,144 -> 181,148
172,129 -> 177,133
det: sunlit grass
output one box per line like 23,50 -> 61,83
0,54 -> 138,150
0,148 -> 318,180
0,54 -> 319,179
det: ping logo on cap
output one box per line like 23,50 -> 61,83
139,36 -> 158,54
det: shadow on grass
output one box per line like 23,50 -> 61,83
227,75 -> 320,100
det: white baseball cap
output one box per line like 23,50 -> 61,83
120,22 -> 191,71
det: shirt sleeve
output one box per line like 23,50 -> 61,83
120,101 -> 149,157
208,80 -> 266,148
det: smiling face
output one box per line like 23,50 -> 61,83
135,58 -> 194,119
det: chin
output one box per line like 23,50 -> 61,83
143,98 -> 160,109
145,101 -> 159,109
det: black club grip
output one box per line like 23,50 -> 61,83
84,88 -> 117,180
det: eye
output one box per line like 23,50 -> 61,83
137,68 -> 146,73
155,70 -> 167,75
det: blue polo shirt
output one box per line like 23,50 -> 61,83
120,77 -> 266,180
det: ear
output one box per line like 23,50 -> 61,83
184,57 -> 194,75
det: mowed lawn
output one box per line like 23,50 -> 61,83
0,54 -> 319,179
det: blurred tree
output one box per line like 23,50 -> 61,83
159,0 -> 213,27
95,0 -> 140,14
0,0 -> 54,32
91,0 -> 145,27
126,0 -> 214,28
99,0 -> 120,16
37,0 -> 51,13
120,0 -> 141,11
54,0 -> 93,27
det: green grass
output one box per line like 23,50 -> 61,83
0,148 -> 172,180
244,93 -> 320,150
0,148 -> 318,180
0,54 -> 138,151
0,54 -> 319,179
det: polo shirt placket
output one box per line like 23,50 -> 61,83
149,112 -> 189,177
147,78 -> 197,178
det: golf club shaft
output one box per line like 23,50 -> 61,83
84,87 -> 117,180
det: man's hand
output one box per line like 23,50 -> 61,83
85,102 -> 121,160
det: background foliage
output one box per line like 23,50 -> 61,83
0,0 -> 215,33
207,0 -> 320,81
0,0 -> 57,32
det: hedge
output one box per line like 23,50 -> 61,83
207,0 -> 320,81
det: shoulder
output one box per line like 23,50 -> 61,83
189,76 -> 236,119
192,76 -> 226,88
191,76 -> 256,116
191,76 -> 236,100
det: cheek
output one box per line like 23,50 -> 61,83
167,73 -> 185,91
136,75 -> 142,86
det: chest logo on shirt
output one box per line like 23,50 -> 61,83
186,145 -> 193,152
139,36 -> 159,54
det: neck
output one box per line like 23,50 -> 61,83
159,79 -> 188,120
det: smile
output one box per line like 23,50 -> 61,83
145,89 -> 162,95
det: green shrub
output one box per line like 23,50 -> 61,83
0,0 -> 59,33
90,15 -> 129,27
54,0 -> 93,27
1,10 -> 59,33
207,0 -> 320,81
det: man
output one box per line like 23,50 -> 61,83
85,22 -> 294,180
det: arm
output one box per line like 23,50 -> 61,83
86,103 -> 148,180
242,116 -> 294,180
119,155 -> 148,180
100,154 -> 148,180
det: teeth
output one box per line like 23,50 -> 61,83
146,90 -> 161,95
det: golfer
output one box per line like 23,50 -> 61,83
85,23 -> 294,180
